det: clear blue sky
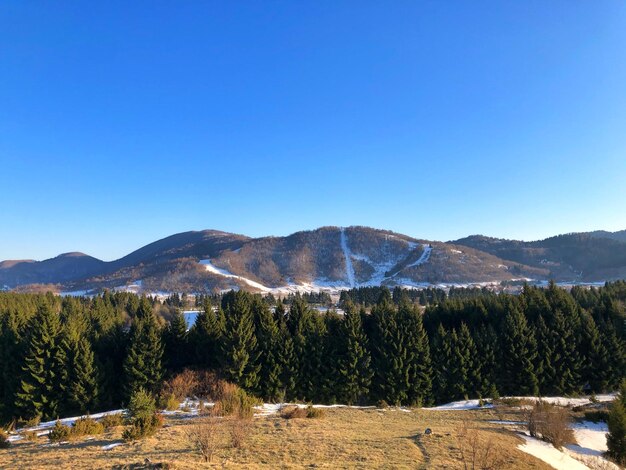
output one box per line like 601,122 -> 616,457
1,1 -> 626,261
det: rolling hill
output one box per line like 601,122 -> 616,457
2,226 -> 626,294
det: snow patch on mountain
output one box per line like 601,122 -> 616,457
405,244 -> 432,268
340,228 -> 356,288
200,259 -> 271,292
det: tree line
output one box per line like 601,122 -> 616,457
1,281 -> 625,424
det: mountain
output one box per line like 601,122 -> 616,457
587,229 -> 626,243
1,226 -> 625,294
452,232 -> 626,282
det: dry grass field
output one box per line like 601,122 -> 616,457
0,404 -> 555,470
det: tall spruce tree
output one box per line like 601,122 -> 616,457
190,298 -> 224,369
402,303 -> 433,406
252,297 -> 284,401
65,336 -> 99,414
431,323 -> 455,404
15,303 -> 66,420
336,303 -> 372,405
607,381 -> 626,465
220,291 -> 260,391
123,297 -> 164,398
370,299 -> 406,405
499,304 -> 538,396
164,310 -> 189,371
578,311 -> 611,393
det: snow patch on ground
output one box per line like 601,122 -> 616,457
428,399 -> 493,411
17,409 -> 125,433
518,433 -> 590,470
102,442 -> 123,450
506,394 -> 616,407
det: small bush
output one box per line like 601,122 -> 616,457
214,383 -> 259,419
186,416 -> 222,463
23,430 -> 38,441
193,370 -> 221,400
127,388 -> 157,421
280,406 -> 308,419
123,388 -> 163,441
306,406 -> 325,419
376,400 -> 389,409
17,415 -> 41,428
100,413 -> 124,430
48,420 -> 72,443
122,414 -> 164,441
0,429 -> 10,449
72,416 -> 104,437
527,401 -> 576,450
158,392 -> 180,411
229,418 -> 250,449
162,369 -> 201,400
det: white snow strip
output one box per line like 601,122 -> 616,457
199,259 -> 271,292
518,433 -> 590,470
504,394 -> 616,407
340,228 -> 356,288
568,421 -> 608,456
428,399 -> 493,411
429,395 -> 615,412
18,409 -> 125,433
405,244 -> 432,268
102,442 -> 123,450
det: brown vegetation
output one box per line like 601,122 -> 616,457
526,401 -> 576,450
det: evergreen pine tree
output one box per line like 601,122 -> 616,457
220,291 -> 260,391
579,311 -> 611,393
123,297 -> 164,399
190,299 -> 224,369
337,303 -> 372,405
607,381 -> 626,465
473,324 -> 498,398
15,303 -> 66,420
499,304 -> 539,396
164,310 -> 189,371
403,303 -> 433,406
252,297 -> 284,401
65,336 -> 99,414
369,300 -> 406,405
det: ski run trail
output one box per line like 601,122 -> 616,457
340,227 -> 356,288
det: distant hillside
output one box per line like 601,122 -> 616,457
452,232 -> 626,281
2,225 -> 625,293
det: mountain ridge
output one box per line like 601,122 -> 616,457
1,226 -> 625,293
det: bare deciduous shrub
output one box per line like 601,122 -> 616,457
229,417 -> 251,449
280,405 -> 308,419
185,415 -> 222,463
161,369 -> 201,400
526,401 -> 575,450
456,419 -> 508,470
194,370 -> 221,399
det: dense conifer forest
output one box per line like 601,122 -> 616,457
1,281 -> 625,424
